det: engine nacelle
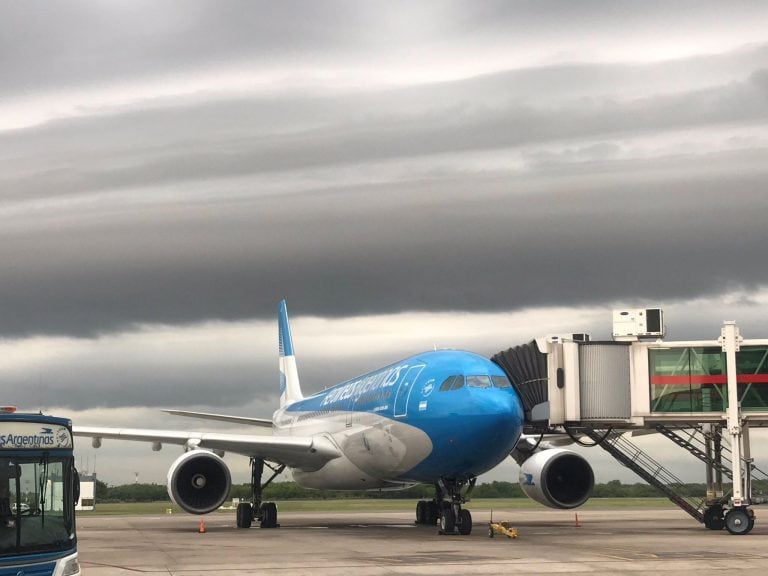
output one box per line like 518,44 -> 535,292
519,448 -> 594,509
167,450 -> 231,514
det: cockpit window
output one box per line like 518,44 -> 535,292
466,375 -> 492,388
492,376 -> 512,388
439,375 -> 465,391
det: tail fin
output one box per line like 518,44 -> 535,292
278,300 -> 303,407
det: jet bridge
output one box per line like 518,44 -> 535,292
492,309 -> 768,535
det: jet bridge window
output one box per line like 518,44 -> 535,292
650,345 -> 768,412
649,347 -> 726,412
491,376 -> 512,388
439,375 -> 465,391
467,375 -> 492,388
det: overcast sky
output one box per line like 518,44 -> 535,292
3,1 -> 768,487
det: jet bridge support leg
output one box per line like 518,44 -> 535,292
235,458 -> 285,529
703,424 -> 726,530
721,322 -> 755,535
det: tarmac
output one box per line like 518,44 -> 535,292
77,507 -> 768,575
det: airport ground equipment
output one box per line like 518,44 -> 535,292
493,311 -> 768,535
0,407 -> 81,575
488,512 -> 518,539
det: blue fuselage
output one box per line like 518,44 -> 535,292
275,350 -> 524,488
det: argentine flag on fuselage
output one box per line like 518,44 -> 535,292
278,300 -> 303,407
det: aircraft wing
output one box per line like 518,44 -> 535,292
161,410 -> 274,428
73,426 -> 341,472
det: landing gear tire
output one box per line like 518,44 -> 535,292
703,505 -> 725,530
439,508 -> 456,534
260,502 -> 278,529
725,507 -> 753,535
488,526 -> 494,538
426,500 -> 438,525
457,509 -> 472,535
416,500 -> 427,524
236,502 -> 252,529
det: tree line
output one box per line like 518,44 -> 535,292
94,478 -> 766,503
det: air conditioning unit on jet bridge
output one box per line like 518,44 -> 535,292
612,308 -> 665,341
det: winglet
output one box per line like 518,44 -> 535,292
278,300 -> 303,407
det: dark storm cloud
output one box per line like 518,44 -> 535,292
7,341 -> 410,411
3,53 -> 768,201
2,170 -> 768,338
2,3 -> 768,340
11,361 -> 255,411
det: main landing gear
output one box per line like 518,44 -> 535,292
415,477 -> 475,536
236,458 -> 285,529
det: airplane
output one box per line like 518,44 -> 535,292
74,300 -> 594,535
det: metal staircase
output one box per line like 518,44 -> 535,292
654,424 -> 768,482
581,428 -> 705,522
654,425 -> 733,479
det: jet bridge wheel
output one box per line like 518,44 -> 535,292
724,506 -> 754,535
703,505 -> 725,531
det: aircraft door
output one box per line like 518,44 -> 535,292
346,395 -> 356,427
394,365 -> 425,418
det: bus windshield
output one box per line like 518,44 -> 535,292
0,456 -> 76,557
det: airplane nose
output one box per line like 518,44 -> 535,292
471,391 -> 524,446
445,390 -> 524,475
490,390 -> 524,421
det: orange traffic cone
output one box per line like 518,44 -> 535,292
199,518 -> 206,534
574,513 -> 580,528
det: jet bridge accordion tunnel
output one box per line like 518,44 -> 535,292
491,337 -> 633,427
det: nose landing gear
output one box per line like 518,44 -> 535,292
415,477 -> 475,536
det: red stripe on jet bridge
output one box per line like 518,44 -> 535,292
651,374 -> 768,385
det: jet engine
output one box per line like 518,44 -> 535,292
518,448 -> 594,509
167,450 -> 232,514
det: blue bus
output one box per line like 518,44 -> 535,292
0,408 -> 80,576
